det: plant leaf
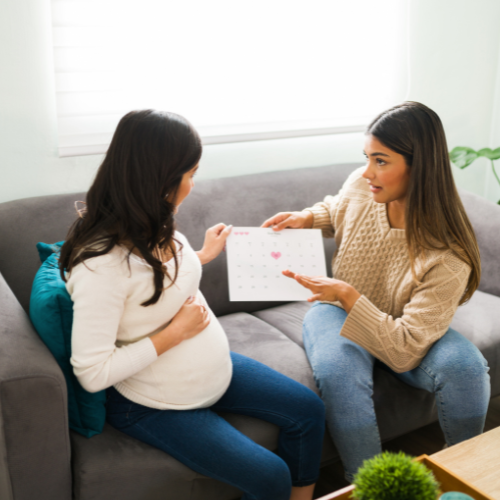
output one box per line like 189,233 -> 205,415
478,147 -> 500,160
449,147 -> 479,168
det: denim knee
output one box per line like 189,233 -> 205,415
433,345 -> 489,391
299,389 -> 326,424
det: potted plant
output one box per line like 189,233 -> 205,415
351,451 -> 440,500
449,146 -> 500,204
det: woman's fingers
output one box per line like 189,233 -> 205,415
261,213 -> 291,229
283,270 -> 317,289
307,293 -> 323,302
209,223 -> 228,235
273,217 -> 295,231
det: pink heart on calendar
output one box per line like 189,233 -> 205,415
244,232 -> 249,235
271,251 -> 282,260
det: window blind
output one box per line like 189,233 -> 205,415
51,0 -> 408,157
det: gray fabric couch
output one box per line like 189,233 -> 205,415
0,163 -> 499,500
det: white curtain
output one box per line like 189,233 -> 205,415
51,0 -> 408,156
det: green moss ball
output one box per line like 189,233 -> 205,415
352,451 -> 440,500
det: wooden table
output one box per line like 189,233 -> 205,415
431,426 -> 500,499
317,426 -> 500,500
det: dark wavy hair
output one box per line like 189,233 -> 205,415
367,101 -> 480,304
59,110 -> 202,306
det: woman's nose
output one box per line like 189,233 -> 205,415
361,163 -> 375,180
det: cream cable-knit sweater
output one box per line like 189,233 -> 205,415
304,167 -> 471,373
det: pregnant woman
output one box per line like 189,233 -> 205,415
262,102 -> 490,481
60,110 -> 325,500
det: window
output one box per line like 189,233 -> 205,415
51,0 -> 408,156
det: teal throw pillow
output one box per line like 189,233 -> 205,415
29,241 -> 106,438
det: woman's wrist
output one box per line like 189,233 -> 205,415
302,210 -> 314,228
196,249 -> 210,265
338,284 -> 361,314
150,324 -> 183,356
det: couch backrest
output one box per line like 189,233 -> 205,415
1,162 -> 499,316
459,189 -> 500,298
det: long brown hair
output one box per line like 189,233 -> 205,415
60,110 -> 202,306
367,101 -> 480,304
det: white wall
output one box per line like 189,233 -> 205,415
406,0 -> 500,202
1,0 -> 500,204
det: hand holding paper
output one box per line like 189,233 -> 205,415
197,223 -> 233,265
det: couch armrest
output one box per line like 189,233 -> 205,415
0,273 -> 71,500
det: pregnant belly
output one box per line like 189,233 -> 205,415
128,315 -> 232,407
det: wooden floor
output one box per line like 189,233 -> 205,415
313,395 -> 500,498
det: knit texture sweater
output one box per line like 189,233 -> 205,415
304,167 -> 471,373
66,232 -> 232,410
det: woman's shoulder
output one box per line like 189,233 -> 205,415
173,231 -> 197,254
173,231 -> 189,245
67,244 -> 130,280
418,247 -> 471,280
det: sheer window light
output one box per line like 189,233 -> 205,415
51,0 -> 408,157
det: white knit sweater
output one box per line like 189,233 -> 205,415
66,232 -> 232,410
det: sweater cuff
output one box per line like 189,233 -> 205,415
340,295 -> 386,349
128,337 -> 159,373
303,206 -> 332,230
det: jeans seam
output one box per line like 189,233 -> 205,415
416,365 -> 452,444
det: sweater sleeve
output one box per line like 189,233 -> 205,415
67,258 -> 158,393
340,252 -> 471,373
303,166 -> 367,238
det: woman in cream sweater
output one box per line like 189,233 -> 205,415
262,102 -> 490,481
60,110 -> 325,500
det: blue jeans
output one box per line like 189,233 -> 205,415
303,303 -> 490,481
106,352 -> 325,500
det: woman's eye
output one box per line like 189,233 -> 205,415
376,159 -> 386,166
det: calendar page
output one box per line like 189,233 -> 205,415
226,227 -> 327,301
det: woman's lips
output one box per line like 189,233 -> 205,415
369,184 -> 382,193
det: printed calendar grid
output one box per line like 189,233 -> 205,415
226,227 -> 328,301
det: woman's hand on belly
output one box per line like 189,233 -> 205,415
283,270 -> 361,313
150,296 -> 211,355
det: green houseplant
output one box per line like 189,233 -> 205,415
351,451 -> 440,500
449,146 -> 500,204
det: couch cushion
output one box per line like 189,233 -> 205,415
459,191 -> 500,298
71,423 -> 241,500
218,311 -> 318,393
252,301 -> 312,347
450,289 -> 500,396
29,242 -> 106,438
